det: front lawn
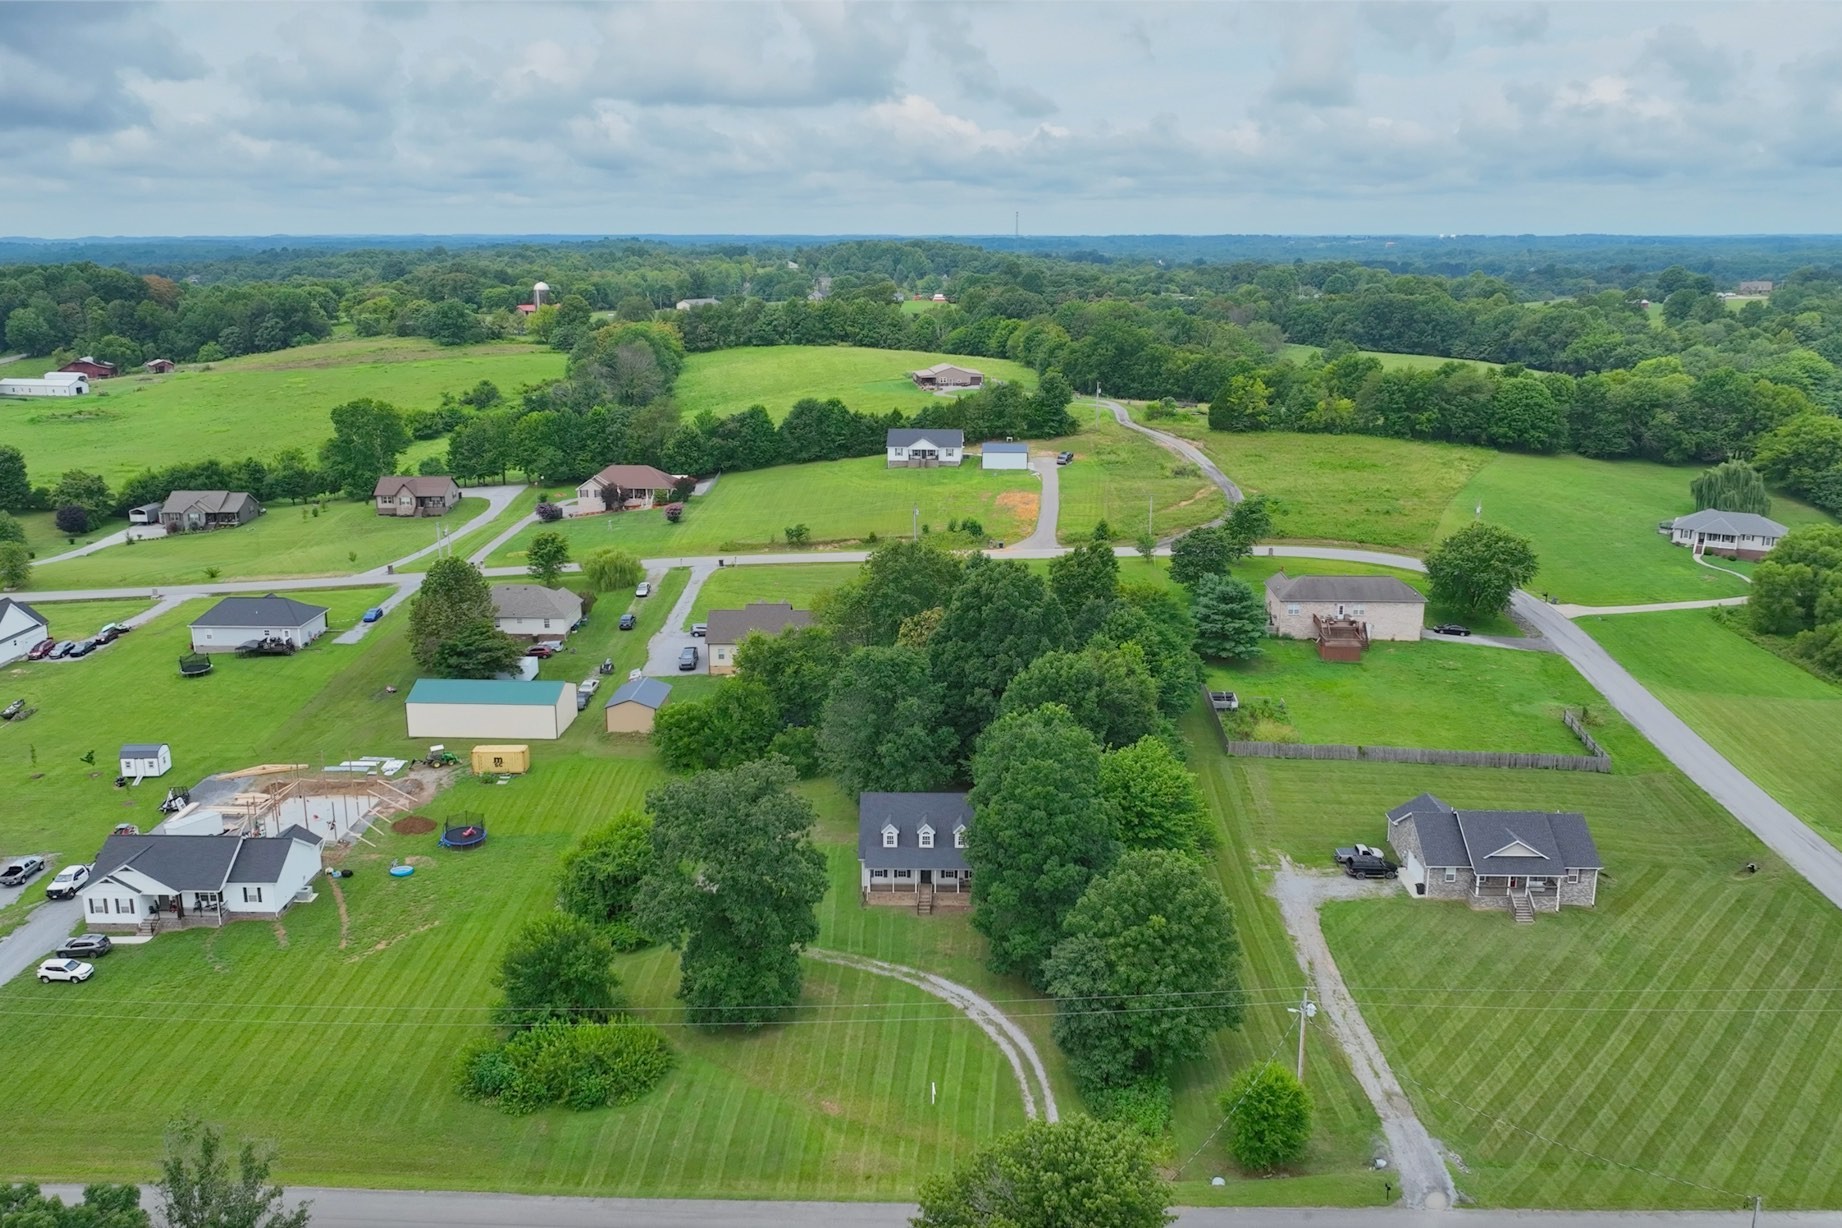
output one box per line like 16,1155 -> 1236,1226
488,458 -> 1038,562
28,499 -> 488,589
675,345 -> 1038,422
691,563 -> 855,621
1053,413 -> 1227,544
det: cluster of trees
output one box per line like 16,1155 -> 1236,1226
1755,413 -> 1842,517
1750,525 -> 1842,676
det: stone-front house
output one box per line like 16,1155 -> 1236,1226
1661,509 -> 1788,561
909,363 -> 984,390
1385,792 -> 1602,921
885,428 -> 964,468
1264,572 -> 1425,649
858,792 -> 973,909
160,490 -> 262,532
373,475 -> 461,517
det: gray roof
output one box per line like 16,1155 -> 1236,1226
705,602 -> 814,646
1389,795 -> 1601,874
1386,792 -> 1452,824
1265,571 -> 1425,605
228,826 -> 321,884
858,792 -> 973,872
607,677 -> 671,710
1670,508 -> 1788,538
161,490 -> 257,516
120,743 -> 168,758
490,584 -> 583,622
90,834 -> 239,892
1407,806 -> 1471,870
374,475 -> 459,499
189,593 -> 328,629
983,441 -> 1029,454
0,597 -> 46,628
887,428 -> 964,448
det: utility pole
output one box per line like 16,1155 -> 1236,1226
1751,1195 -> 1762,1228
1288,993 -> 1318,1083
913,506 -> 919,542
1148,493 -> 1154,539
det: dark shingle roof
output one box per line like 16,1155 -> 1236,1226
1266,572 -> 1425,604
490,584 -> 582,621
227,827 -> 320,884
983,441 -> 1029,454
189,594 -> 328,629
1669,508 -> 1787,538
120,743 -> 167,758
1409,807 -> 1471,870
89,834 -> 240,892
1457,811 -> 1602,875
704,602 -> 814,646
858,793 -> 973,871
607,678 -> 671,709
1386,792 -> 1452,824
373,475 -> 459,499
886,428 -> 964,448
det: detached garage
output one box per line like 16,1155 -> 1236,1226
404,679 -> 578,741
981,441 -> 1031,471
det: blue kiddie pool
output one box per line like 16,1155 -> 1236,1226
389,864 -> 414,877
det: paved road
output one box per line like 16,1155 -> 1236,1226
384,483 -> 526,571
0,898 -> 80,983
642,561 -> 716,675
1418,628 -> 1554,653
1554,596 -> 1747,617
32,1186 -> 1811,1226
36,524 -> 165,566
1013,454 -> 1061,550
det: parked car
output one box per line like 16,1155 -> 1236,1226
69,639 -> 98,658
618,613 -> 636,631
97,623 -> 123,642
678,645 -> 700,671
49,641 -> 76,659
1431,623 -> 1472,637
1056,451 -> 1075,465
56,934 -> 112,959
525,644 -> 557,659
691,622 -> 707,638
26,638 -> 56,660
578,677 -> 601,695
635,582 -> 652,597
1334,844 -> 1385,867
575,689 -> 590,712
1343,855 -> 1398,880
571,616 -> 589,631
44,863 -> 90,899
37,959 -> 93,984
362,607 -> 385,624
0,856 -> 46,886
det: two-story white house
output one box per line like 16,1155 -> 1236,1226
886,428 -> 964,468
79,827 -> 324,934
857,792 -> 973,909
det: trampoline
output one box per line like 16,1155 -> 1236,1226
439,821 -> 487,850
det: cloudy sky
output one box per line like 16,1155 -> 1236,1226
4,1 -> 1839,237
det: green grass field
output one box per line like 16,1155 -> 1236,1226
1206,638 -> 1632,756
1279,345 -> 1501,371
674,345 -> 1037,422
488,458 -> 1038,563
0,336 -> 564,486
1054,413 -> 1227,544
26,498 -> 487,590
16,597 -> 153,643
690,563 -> 852,621
1437,453 -> 1831,607
1585,609 -> 1842,850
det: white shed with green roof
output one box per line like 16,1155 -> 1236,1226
404,679 -> 577,740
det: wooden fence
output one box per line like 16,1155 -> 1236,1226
1203,694 -> 1611,773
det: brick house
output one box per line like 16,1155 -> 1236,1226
373,475 -> 461,517
1264,572 -> 1425,657
1385,792 -> 1602,921
575,463 -> 677,510
159,490 -> 262,532
909,363 -> 983,390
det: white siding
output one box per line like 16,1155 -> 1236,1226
495,615 -> 570,638
189,612 -> 328,653
226,840 -> 322,916
981,452 -> 1030,471
405,696 -> 575,740
0,620 -> 47,665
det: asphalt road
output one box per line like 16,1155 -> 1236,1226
0,897 -> 80,983
1012,453 -> 1061,549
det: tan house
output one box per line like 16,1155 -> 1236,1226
575,463 -> 678,510
1386,792 -> 1602,922
705,602 -> 814,675
1737,280 -> 1774,295
604,677 -> 670,733
909,363 -> 983,390
1264,572 -> 1425,656
490,585 -> 583,639
373,475 -> 460,517
160,490 -> 262,532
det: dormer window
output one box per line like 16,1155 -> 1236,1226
954,825 -> 967,849
918,824 -> 934,849
882,824 -> 898,848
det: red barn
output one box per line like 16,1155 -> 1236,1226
59,357 -> 118,379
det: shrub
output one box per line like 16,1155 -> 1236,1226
576,589 -> 597,616
959,516 -> 984,538
1221,1061 -> 1313,1172
535,502 -> 564,522
458,1018 -> 675,1115
1086,1076 -> 1175,1144
784,523 -> 811,548
54,504 -> 90,534
767,724 -> 821,777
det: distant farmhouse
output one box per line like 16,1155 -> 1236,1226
0,371 -> 89,397
576,463 -> 677,511
144,358 -> 176,374
675,297 -> 720,311
1386,792 -> 1602,921
1264,572 -> 1425,660
373,475 -> 460,517
1737,280 -> 1774,295
160,490 -> 262,532
909,362 -> 983,390
1661,509 -> 1788,561
886,428 -> 964,468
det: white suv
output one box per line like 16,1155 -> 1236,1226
45,864 -> 90,899
38,959 -> 94,984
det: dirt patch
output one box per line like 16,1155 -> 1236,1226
1167,484 -> 1220,512
403,854 -> 436,868
272,921 -> 289,949
391,815 -> 436,835
346,919 -> 440,963
994,490 -> 1039,521
325,875 -> 351,949
819,1099 -> 843,1116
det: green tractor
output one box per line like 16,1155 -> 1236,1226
422,745 -> 460,768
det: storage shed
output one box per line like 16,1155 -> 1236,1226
404,679 -> 577,740
470,744 -> 531,774
981,441 -> 1031,471
119,742 -> 172,781
604,677 -> 671,733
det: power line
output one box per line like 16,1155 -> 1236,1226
1173,1011 -> 1304,1176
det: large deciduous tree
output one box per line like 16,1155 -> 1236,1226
1048,537 -> 1120,631
408,556 -> 499,671
1425,522 -> 1539,615
0,1183 -> 148,1228
733,625 -> 841,728
650,679 -> 781,772
50,469 -> 112,525
320,398 -> 410,499
635,759 -> 828,1027
998,645 -> 1161,750
1099,736 -> 1212,853
819,645 -> 957,796
1168,524 -> 1233,587
1691,459 -> 1771,515
0,444 -> 30,511
968,705 -> 1115,985
557,811 -> 656,950
429,617 -> 523,679
492,912 -> 624,1031
912,1117 -> 1173,1228
580,547 -> 642,592
819,539 -> 965,647
930,557 -> 1071,751
1191,574 -> 1266,660
0,542 -> 29,590
1043,850 -> 1244,1089
1096,585 -> 1204,716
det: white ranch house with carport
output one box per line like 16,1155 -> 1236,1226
490,584 -> 583,639
80,826 -> 324,934
885,428 -> 964,468
404,678 -> 578,740
0,598 -> 49,666
187,594 -> 329,653
981,441 -> 1031,471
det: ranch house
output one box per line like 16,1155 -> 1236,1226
858,792 -> 972,911
575,463 -> 677,511
886,428 -> 964,468
80,827 -> 324,935
1264,572 -> 1426,659
705,602 -> 814,675
490,584 -> 583,638
1661,509 -> 1788,561
373,475 -> 460,517
160,490 -> 262,532
188,594 -> 329,653
1386,792 -> 1602,922
910,363 -> 982,389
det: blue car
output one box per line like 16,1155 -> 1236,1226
362,607 -> 385,624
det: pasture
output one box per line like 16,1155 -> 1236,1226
1054,414 -> 1227,544
1205,737 -> 1842,1208
1436,453 -> 1830,607
27,498 -> 487,590
1586,609 -> 1842,850
674,345 -> 1037,422
488,458 -> 1038,563
0,336 -> 564,486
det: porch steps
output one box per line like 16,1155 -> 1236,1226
916,884 -> 935,916
1510,893 -> 1535,925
